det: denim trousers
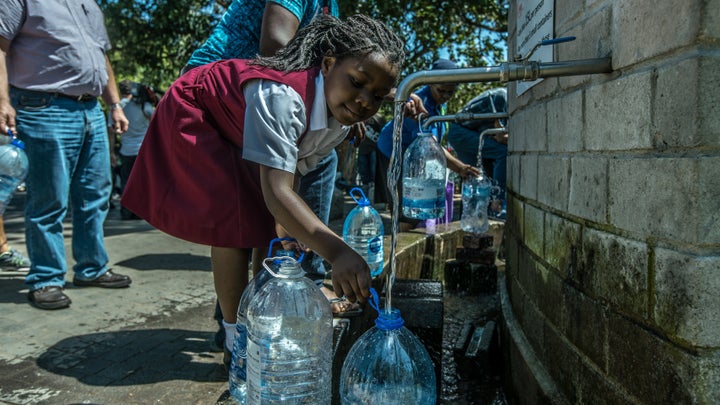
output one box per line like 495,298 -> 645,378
447,124 -> 507,197
298,149 -> 337,278
11,88 -> 112,291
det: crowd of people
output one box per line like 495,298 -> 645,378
0,0 -> 508,394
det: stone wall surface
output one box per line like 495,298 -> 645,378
503,0 -> 720,403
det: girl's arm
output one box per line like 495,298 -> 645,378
444,148 -> 480,179
259,165 -> 371,303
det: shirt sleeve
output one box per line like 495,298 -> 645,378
268,0 -> 308,22
242,79 -> 307,173
0,0 -> 25,40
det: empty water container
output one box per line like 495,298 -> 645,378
229,238 -> 305,403
245,255 -> 332,404
340,288 -> 437,404
0,130 -> 28,214
461,173 -> 492,234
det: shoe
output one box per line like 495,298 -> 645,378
0,247 -> 31,271
28,286 -> 71,310
73,269 -> 132,288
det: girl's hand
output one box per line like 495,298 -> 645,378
458,164 -> 481,179
329,248 -> 371,304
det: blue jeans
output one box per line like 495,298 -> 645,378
447,123 -> 507,197
298,150 -> 337,279
11,88 -> 112,291
356,150 -> 376,185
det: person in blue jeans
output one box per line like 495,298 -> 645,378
181,0 -> 360,354
0,0 -> 132,310
447,87 -> 508,214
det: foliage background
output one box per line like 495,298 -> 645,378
99,0 -> 508,114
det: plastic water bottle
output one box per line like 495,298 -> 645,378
340,288 -> 437,404
461,173 -> 492,234
229,238 -> 305,403
343,187 -> 384,277
245,255 -> 332,404
402,130 -> 447,220
0,131 -> 29,215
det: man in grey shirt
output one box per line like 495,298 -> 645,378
0,0 -> 133,310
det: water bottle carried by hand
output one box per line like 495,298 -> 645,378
0,130 -> 29,215
343,187 -> 384,277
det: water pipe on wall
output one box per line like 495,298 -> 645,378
422,112 -> 509,130
394,56 -> 612,104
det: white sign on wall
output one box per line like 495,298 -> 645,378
515,0 -> 554,95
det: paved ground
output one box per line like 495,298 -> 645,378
0,192 -> 232,405
0,189 -> 505,405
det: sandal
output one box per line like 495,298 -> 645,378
330,297 -> 363,318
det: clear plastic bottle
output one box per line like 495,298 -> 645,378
343,187 -> 384,277
340,288 -> 437,404
0,132 -> 29,215
402,130 -> 447,220
461,173 -> 492,234
245,255 -> 332,404
229,239 -> 305,403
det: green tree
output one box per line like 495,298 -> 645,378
100,0 -> 222,91
100,0 -> 508,110
341,0 -> 509,113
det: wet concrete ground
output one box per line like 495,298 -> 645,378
0,193 -> 227,404
0,191 -> 507,404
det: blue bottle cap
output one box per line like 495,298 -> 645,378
368,287 -> 405,331
10,138 -> 25,149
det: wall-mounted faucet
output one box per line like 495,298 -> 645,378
394,57 -> 611,103
422,112 -> 509,130
394,36 -> 612,103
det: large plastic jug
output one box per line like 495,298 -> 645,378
402,130 -> 447,220
340,288 -> 437,404
245,255 -> 332,404
229,238 -> 305,403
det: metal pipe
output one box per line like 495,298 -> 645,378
423,112 -> 509,130
394,57 -> 612,103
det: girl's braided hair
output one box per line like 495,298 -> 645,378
252,14 -> 405,76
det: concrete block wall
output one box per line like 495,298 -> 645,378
503,0 -> 720,403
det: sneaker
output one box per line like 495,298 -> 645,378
0,247 -> 31,271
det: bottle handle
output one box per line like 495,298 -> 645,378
261,256 -> 302,279
266,237 -> 305,263
349,187 -> 370,206
5,128 -> 25,149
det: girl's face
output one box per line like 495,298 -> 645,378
321,53 -> 397,126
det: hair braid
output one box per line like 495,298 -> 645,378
253,14 -> 405,75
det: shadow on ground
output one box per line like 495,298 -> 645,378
115,253 -> 211,271
36,329 -> 226,386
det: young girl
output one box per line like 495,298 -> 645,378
121,14 -> 405,352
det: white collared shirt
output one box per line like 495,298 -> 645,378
242,73 -> 349,176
